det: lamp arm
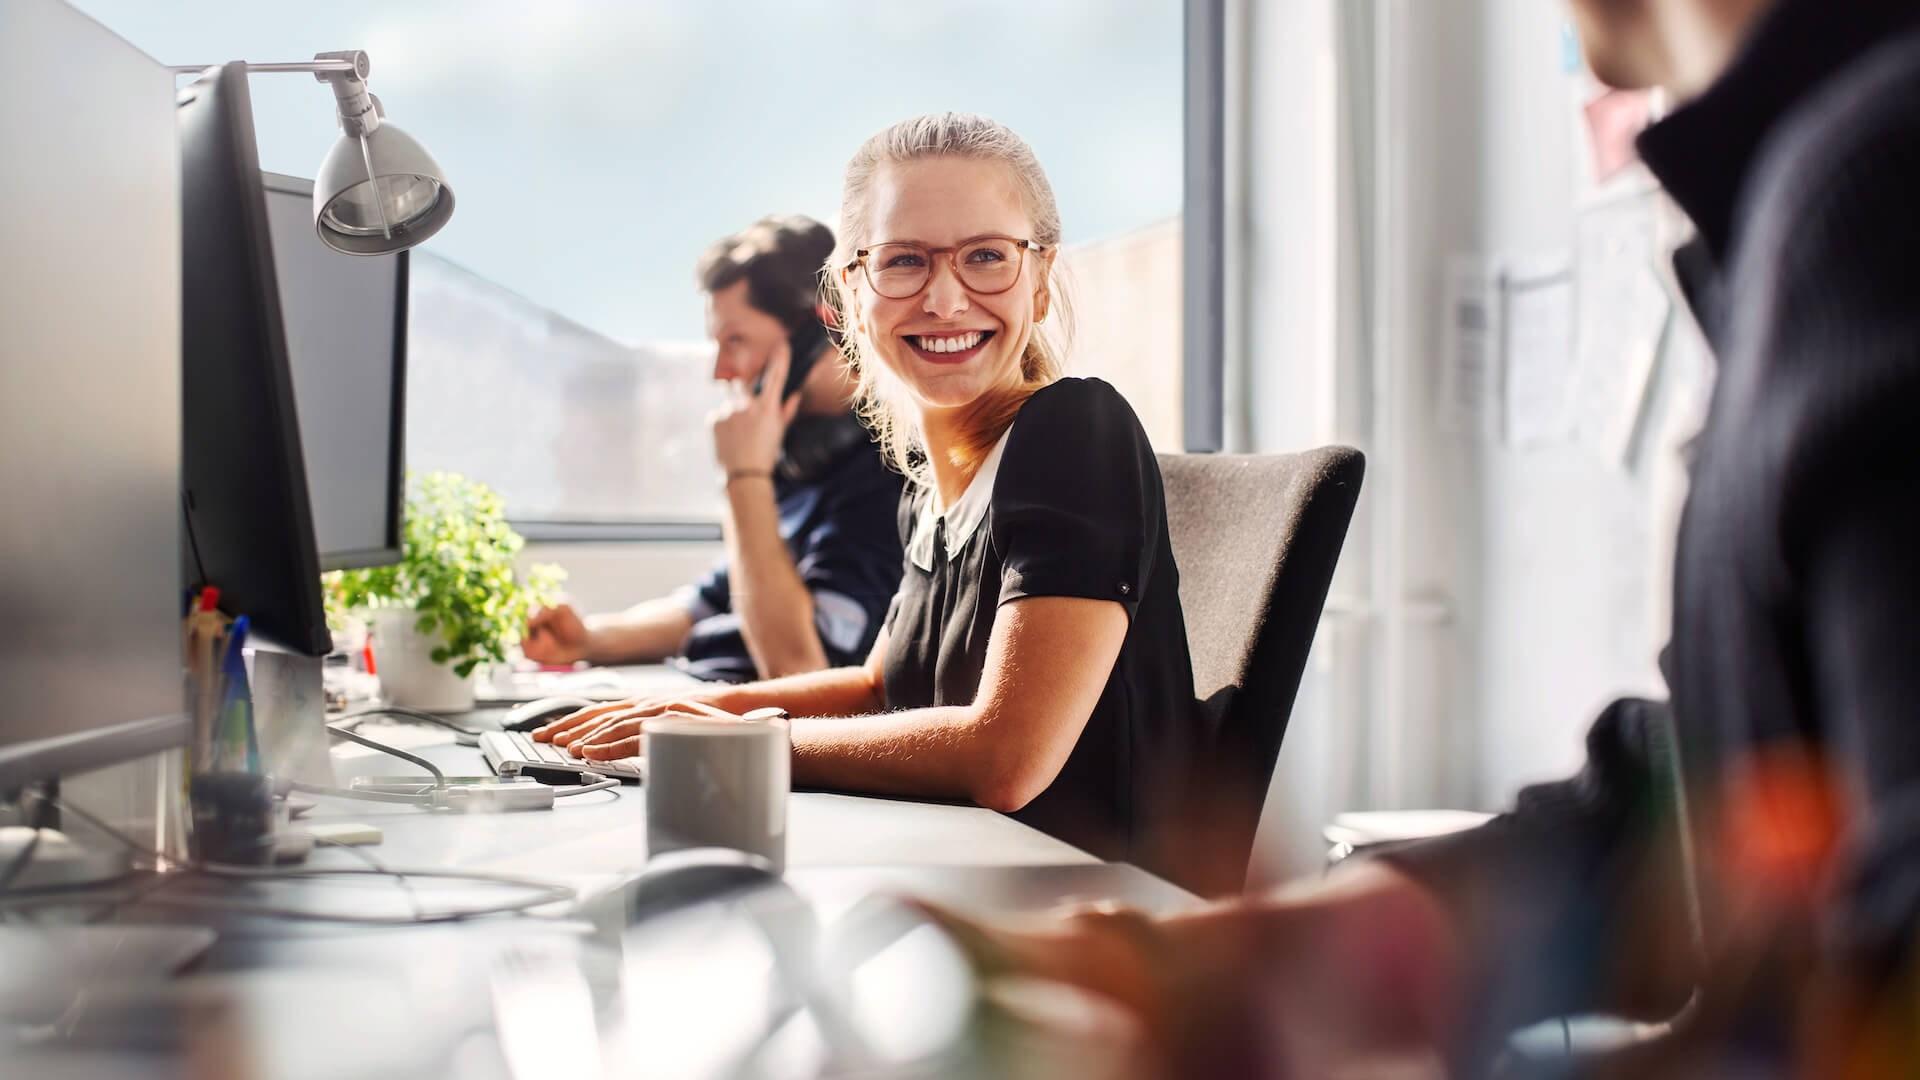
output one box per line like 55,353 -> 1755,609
167,52 -> 380,136
166,59 -> 357,76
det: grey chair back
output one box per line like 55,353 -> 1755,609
1157,447 -> 1364,894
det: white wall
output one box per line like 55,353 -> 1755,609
519,541 -> 723,617
1063,219 -> 1186,449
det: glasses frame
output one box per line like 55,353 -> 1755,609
843,235 -> 1048,300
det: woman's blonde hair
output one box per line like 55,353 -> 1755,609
823,113 -> 1075,490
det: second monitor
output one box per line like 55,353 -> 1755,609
261,172 -> 408,572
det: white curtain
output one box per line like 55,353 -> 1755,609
1233,0 -> 1478,885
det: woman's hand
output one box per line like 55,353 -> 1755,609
531,695 -> 723,745
531,696 -> 740,761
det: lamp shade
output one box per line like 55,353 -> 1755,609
313,121 -> 454,255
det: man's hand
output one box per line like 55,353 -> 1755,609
711,341 -> 802,477
906,862 -> 1464,1076
523,604 -> 593,665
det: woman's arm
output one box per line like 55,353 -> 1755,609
535,627 -> 892,754
792,594 -> 1126,810
563,594 -> 1124,807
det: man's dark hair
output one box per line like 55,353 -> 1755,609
696,215 -> 836,333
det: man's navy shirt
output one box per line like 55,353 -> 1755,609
676,423 -> 905,683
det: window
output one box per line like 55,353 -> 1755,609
405,255 -> 725,528
77,0 -> 1187,525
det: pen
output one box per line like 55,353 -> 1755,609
217,615 -> 252,772
185,587 -> 227,770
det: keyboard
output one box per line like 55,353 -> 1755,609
476,663 -> 700,705
480,730 -> 645,783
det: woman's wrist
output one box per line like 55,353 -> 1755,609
698,683 -> 754,714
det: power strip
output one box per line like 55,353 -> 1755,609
436,782 -> 555,813
345,777 -> 556,812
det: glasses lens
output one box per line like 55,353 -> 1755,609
866,244 -> 930,298
955,238 -> 1024,294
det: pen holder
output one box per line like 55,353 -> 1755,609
189,772 -> 275,866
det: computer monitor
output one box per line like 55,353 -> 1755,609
178,63 -> 332,658
0,0 -> 188,791
260,173 -> 408,572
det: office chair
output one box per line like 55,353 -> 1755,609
1153,447 -> 1365,896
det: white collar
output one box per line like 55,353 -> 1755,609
906,425 -> 1014,572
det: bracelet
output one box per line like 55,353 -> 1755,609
724,470 -> 774,487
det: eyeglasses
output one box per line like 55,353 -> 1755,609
844,235 -> 1047,300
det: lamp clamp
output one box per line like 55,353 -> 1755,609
310,51 -> 380,137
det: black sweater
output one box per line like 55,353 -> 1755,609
1383,0 -> 1920,1061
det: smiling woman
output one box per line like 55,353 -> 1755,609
537,114 -> 1204,872
830,122 -> 1073,489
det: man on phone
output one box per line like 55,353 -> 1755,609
525,215 -> 904,682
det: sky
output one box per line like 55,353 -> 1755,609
75,0 -> 1183,344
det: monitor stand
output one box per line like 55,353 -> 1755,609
248,640 -> 332,787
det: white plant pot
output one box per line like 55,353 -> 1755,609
370,608 -> 475,713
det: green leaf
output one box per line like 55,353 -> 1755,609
323,470 -> 568,677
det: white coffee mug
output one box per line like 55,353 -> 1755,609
643,713 -> 790,870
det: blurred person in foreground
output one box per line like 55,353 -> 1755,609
915,1 -> 1920,1075
523,216 -> 904,683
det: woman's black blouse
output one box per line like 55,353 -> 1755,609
880,378 -> 1200,862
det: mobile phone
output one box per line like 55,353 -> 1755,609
754,318 -> 829,400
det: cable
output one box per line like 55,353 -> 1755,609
0,830 -> 44,896
0,788 -> 56,895
180,490 -> 210,588
325,722 -> 448,787
1,882 -> 573,925
552,776 -> 619,798
333,705 -> 484,740
18,795 -> 577,925
314,835 -> 422,922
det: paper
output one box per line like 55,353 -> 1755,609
1573,193 -> 1672,465
1501,255 -> 1575,446
1437,256 -> 1500,438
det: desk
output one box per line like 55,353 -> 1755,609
323,725 -> 1107,875
318,720 -> 1195,915
11,723 -> 1197,1079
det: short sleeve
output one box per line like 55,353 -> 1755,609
679,560 -> 729,622
789,461 -> 906,664
990,379 -> 1160,614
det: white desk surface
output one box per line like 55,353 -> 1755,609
316,718 -> 1192,913
13,718 -> 1198,1079
323,728 -> 1089,871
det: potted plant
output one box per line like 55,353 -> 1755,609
326,472 -> 563,711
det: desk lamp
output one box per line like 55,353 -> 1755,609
171,51 -> 453,255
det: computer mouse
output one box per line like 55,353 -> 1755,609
625,847 -> 780,922
501,696 -> 597,733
